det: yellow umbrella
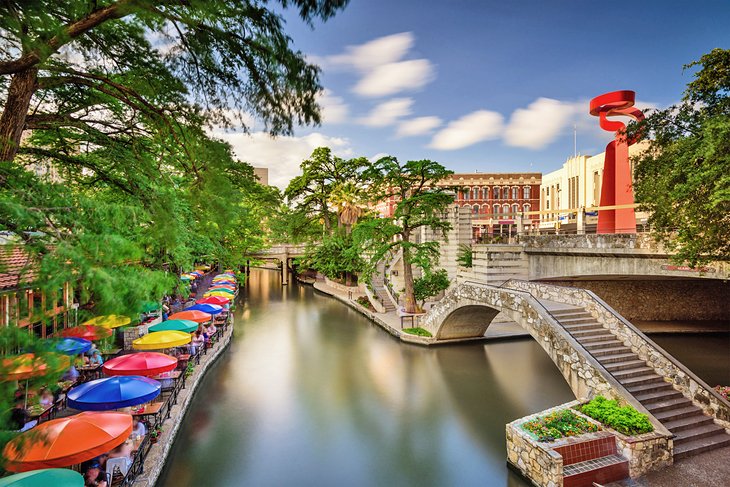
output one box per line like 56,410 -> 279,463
205,292 -> 233,298
132,331 -> 191,351
82,315 -> 131,329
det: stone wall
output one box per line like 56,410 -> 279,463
506,403 -> 564,487
518,233 -> 663,251
505,280 -> 730,431
539,279 -> 730,321
614,430 -> 673,478
323,277 -> 365,295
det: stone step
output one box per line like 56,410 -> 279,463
663,414 -> 715,433
557,317 -> 596,325
644,397 -> 694,414
563,323 -> 605,332
674,423 -> 728,445
653,405 -> 705,422
634,389 -> 684,405
550,308 -> 586,317
562,454 -> 629,486
570,327 -> 609,338
579,334 -> 619,345
673,432 -> 730,460
620,373 -> 665,387
584,340 -> 625,351
625,380 -> 674,395
604,359 -> 648,372
611,366 -> 656,380
600,352 -> 640,364
591,346 -> 633,358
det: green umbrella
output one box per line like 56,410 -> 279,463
140,301 -> 161,313
149,319 -> 198,334
0,469 -> 83,487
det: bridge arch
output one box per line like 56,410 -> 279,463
436,304 -> 500,340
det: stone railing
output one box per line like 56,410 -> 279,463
363,284 -> 386,313
504,279 -> 730,430
323,277 -> 365,295
517,233 -> 663,252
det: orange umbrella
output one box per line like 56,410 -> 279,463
168,310 -> 212,323
0,353 -> 70,382
3,412 -> 133,472
55,325 -> 113,341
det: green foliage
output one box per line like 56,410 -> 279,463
413,269 -> 450,306
521,409 -> 600,442
402,327 -> 432,337
355,295 -> 375,311
304,233 -> 364,281
629,49 -> 730,265
578,396 -> 654,436
456,244 -> 473,268
354,157 -> 454,313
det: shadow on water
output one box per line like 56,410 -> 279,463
159,269 -> 724,487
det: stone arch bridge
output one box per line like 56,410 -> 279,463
246,244 -> 308,284
419,279 -> 730,459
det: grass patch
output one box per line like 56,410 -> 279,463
402,327 -> 432,337
577,396 -> 653,436
521,409 -> 600,442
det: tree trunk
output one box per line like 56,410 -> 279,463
0,67 -> 38,167
401,232 -> 416,314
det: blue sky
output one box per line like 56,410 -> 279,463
213,0 -> 730,188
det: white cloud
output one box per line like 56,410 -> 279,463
353,59 -> 435,97
211,131 -> 353,190
317,32 -> 436,98
504,98 -> 575,150
395,116 -> 442,138
369,152 -> 390,162
317,89 -> 348,124
327,32 -> 415,72
357,98 -> 413,127
429,110 -> 504,150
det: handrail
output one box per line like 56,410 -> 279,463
504,279 -> 730,417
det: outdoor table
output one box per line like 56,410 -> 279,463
99,348 -> 122,359
131,402 -> 164,429
396,308 -> 424,329
77,364 -> 102,382
152,370 -> 182,392
27,403 -> 53,423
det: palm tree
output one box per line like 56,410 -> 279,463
329,182 -> 365,235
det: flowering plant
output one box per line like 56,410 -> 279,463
521,409 -> 600,442
715,385 -> 730,400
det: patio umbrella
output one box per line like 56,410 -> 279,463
196,296 -> 230,306
55,337 -> 92,356
132,331 -> 191,350
82,315 -> 131,329
67,376 -> 161,411
56,325 -> 112,341
204,292 -> 234,299
0,468 -> 84,487
1,353 -> 70,382
184,304 -> 223,315
149,319 -> 198,333
103,352 -> 177,377
140,301 -> 161,313
180,275 -> 192,281
168,310 -> 212,323
3,412 -> 132,472
208,286 -> 235,293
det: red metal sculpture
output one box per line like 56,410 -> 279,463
589,90 -> 644,234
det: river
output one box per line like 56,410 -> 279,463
159,269 -> 729,487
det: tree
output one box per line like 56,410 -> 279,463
304,233 -> 364,284
628,48 -> 730,265
329,180 -> 367,234
284,147 -> 367,236
413,269 -> 450,309
354,157 -> 454,313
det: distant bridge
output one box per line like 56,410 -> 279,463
246,244 -> 308,284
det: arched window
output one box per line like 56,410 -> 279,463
482,203 -> 489,215
482,187 -> 488,200
463,188 -> 470,200
503,186 -> 510,200
523,203 -> 531,213
512,203 -> 519,215
512,186 -> 519,200
523,186 -> 531,199
493,204 -> 501,216
472,205 -> 480,215
493,186 -> 500,200
502,203 -> 510,216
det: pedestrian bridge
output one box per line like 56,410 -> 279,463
419,279 -> 730,459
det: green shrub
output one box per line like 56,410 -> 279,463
578,396 -> 654,436
402,327 -> 432,337
521,409 -> 600,442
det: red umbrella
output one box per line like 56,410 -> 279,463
168,310 -> 212,323
103,352 -> 178,377
3,412 -> 132,472
197,296 -> 230,306
56,325 -> 113,341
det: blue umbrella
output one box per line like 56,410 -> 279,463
55,337 -> 92,356
184,303 -> 223,315
67,376 -> 161,411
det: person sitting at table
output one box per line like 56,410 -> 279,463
38,387 -> 54,409
132,417 -> 146,437
190,330 -> 205,355
205,322 -> 217,337
89,350 -> 104,366
84,461 -> 108,487
61,363 -> 80,383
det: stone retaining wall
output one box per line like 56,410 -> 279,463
132,320 -> 234,486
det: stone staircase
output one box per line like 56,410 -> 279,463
554,431 -> 629,487
370,260 -> 397,313
549,306 -> 730,460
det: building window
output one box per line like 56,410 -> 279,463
502,204 -> 510,216
493,187 -> 500,200
523,203 -> 531,212
471,187 -> 478,200
503,186 -> 510,200
512,186 -> 519,200
493,204 -> 501,216
472,205 -> 480,215
462,189 -> 470,200
482,187 -> 488,200
524,186 -> 531,199
512,203 -> 519,215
